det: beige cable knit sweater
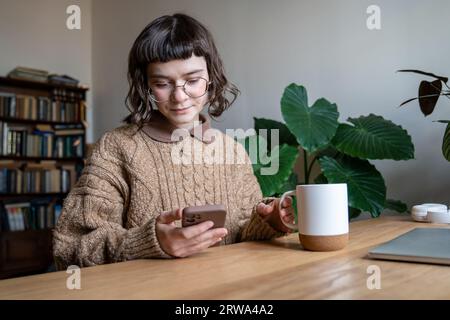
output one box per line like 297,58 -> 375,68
53,111 -> 284,270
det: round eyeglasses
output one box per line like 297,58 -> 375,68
148,77 -> 211,103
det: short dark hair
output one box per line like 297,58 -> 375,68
124,13 -> 239,126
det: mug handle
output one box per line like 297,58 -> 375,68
279,190 -> 298,231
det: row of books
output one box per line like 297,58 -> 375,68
0,200 -> 62,231
0,162 -> 78,194
52,88 -> 84,101
0,92 -> 86,123
0,122 -> 84,158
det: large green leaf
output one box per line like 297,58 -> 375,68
238,135 -> 298,197
278,172 -> 299,195
315,172 -> 399,218
314,172 -> 328,184
332,114 -> 414,160
385,199 -> 408,213
349,207 -> 362,220
254,117 -> 298,150
281,84 -> 339,153
443,123 -> 450,162
318,156 -> 386,217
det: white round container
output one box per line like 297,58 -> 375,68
411,203 -> 447,222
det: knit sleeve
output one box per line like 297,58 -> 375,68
53,131 -> 170,270
233,142 -> 286,242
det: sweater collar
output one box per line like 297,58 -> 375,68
141,110 -> 214,144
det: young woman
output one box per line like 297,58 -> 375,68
53,13 -> 294,269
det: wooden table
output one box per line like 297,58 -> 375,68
1,215 -> 449,299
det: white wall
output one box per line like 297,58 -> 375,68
0,0 -> 93,142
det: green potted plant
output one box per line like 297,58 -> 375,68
398,69 -> 450,162
240,84 -> 415,219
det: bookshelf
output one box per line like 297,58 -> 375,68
0,76 -> 88,279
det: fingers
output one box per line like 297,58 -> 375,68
189,227 -> 228,245
179,220 -> 215,239
280,208 -> 295,223
281,196 -> 293,209
176,236 -> 223,258
257,202 -> 274,216
180,225 -> 228,244
258,197 -> 293,217
156,210 -> 228,257
157,208 -> 182,224
172,227 -> 228,258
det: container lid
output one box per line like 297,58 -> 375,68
427,209 -> 450,224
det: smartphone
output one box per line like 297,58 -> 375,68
182,204 -> 227,228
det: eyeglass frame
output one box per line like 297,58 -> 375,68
147,77 -> 212,103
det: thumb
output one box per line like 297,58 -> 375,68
256,201 -> 274,217
157,208 -> 182,224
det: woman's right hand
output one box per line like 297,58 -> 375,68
155,208 -> 228,258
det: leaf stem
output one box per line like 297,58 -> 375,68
303,149 -> 309,184
307,156 -> 318,182
430,83 -> 450,102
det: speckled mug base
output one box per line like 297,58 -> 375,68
299,233 -> 348,251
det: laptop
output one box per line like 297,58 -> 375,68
367,228 -> 450,266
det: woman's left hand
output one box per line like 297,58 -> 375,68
256,197 -> 295,233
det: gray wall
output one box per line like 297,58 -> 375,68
1,0 -> 449,210
91,0 -> 450,208
0,0 -> 93,142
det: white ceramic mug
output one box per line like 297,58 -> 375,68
279,183 -> 349,251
